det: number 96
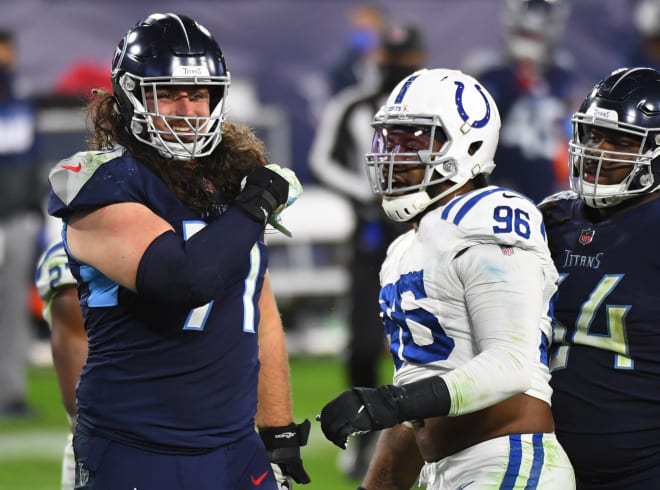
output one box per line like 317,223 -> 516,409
492,205 -> 530,239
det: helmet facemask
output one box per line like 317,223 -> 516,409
367,120 -> 450,188
570,113 -> 659,208
118,71 -> 229,160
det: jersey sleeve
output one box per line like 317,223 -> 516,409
443,243 -> 552,415
48,148 -> 150,219
34,241 -> 77,327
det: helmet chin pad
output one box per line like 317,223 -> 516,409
382,191 -> 432,221
380,178 -> 466,221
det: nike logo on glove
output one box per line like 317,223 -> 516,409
251,470 -> 269,486
62,162 -> 82,173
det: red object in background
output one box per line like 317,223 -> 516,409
553,139 -> 569,186
28,283 -> 44,322
55,59 -> 112,97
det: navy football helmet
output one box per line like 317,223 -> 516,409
570,67 -> 660,208
111,13 -> 230,160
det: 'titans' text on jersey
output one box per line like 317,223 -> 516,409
380,186 -> 558,415
542,191 -> 660,480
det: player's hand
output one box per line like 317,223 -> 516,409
235,164 -> 301,226
259,419 -> 311,486
316,386 -> 402,449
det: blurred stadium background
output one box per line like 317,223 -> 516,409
0,0 -> 647,488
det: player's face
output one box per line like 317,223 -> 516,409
374,125 -> 446,194
146,85 -> 211,141
580,125 -> 642,185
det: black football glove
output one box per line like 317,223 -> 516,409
259,419 -> 311,487
316,378 -> 451,450
316,386 -> 403,449
234,165 -> 292,225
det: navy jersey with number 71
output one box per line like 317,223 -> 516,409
48,148 -> 267,453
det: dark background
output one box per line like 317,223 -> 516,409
2,0 -> 640,181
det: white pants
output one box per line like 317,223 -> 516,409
418,433 -> 575,489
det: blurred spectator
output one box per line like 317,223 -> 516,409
463,0 -> 578,202
0,29 -> 44,419
309,20 -> 427,480
327,4 -> 386,96
625,0 -> 660,69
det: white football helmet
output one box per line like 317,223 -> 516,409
365,68 -> 501,221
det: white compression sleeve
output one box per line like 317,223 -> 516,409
442,243 -> 548,416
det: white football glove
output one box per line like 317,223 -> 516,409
265,164 -> 302,237
271,463 -> 292,490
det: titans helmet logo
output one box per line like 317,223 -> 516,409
111,37 -> 128,77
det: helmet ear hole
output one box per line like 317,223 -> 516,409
468,141 -> 483,156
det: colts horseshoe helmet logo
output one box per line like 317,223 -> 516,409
454,81 -> 491,129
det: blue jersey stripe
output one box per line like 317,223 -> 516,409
500,434 -> 523,489
442,187 -> 502,225
539,221 -> 547,240
524,433 -> 545,489
80,263 -> 119,307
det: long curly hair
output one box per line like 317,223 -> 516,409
86,90 -> 268,217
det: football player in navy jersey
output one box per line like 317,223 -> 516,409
462,0 -> 578,203
317,68 -> 575,489
541,67 -> 660,489
46,13 -> 309,490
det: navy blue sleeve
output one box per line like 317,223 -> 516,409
136,206 -> 263,307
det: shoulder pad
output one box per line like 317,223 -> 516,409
49,148 -> 124,207
538,190 -> 578,208
438,186 -> 547,250
538,191 -> 578,227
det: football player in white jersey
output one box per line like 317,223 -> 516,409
317,68 -> 575,489
34,240 -> 86,490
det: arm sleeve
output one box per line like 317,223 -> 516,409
136,206 -> 263,307
442,243 -> 545,416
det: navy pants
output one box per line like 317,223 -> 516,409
72,427 -> 277,490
